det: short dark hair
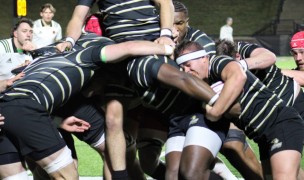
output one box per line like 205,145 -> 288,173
215,39 -> 237,57
175,40 -> 204,59
11,18 -> 33,37
173,1 -> 188,17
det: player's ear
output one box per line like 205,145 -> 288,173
186,18 -> 189,26
235,53 -> 241,60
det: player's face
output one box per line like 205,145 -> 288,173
14,22 -> 33,46
180,51 -> 209,80
174,12 -> 189,44
290,48 -> 304,71
227,19 -> 233,26
40,8 -> 54,23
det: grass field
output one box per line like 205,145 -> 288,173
74,56 -> 301,178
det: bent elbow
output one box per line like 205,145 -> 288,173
268,52 -> 277,64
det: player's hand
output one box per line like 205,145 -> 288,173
56,41 -> 73,52
154,36 -> 176,48
60,116 -> 91,132
6,72 -> 25,87
205,105 -> 222,122
19,60 -> 31,67
22,40 -> 36,51
0,114 -> 5,126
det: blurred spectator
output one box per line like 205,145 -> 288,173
220,17 -> 233,42
0,18 -> 35,91
32,3 -> 62,48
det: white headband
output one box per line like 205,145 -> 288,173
176,50 -> 208,65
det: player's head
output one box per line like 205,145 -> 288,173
173,1 -> 189,44
175,40 -> 210,80
11,18 -> 33,46
215,39 -> 240,60
40,3 -> 56,23
290,31 -> 304,70
226,17 -> 233,26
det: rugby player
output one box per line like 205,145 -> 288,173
175,40 -> 304,180
0,34 -> 173,180
281,31 -> 304,86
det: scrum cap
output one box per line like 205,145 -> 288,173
290,31 -> 304,49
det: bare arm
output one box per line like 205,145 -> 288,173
104,41 -> 173,63
0,72 -> 25,92
153,0 -> 175,46
281,69 -> 304,86
244,47 -> 276,70
207,62 -> 247,121
157,64 -> 216,103
56,5 -> 90,52
153,0 -> 174,30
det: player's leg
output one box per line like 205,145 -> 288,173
105,99 -> 128,179
0,99 -> 77,179
35,146 -> 78,180
179,113 -> 229,180
134,107 -> 168,180
212,157 -> 238,180
27,129 -> 79,180
259,107 -> 304,180
124,128 -> 146,180
0,136 -> 29,179
0,162 -> 29,180
220,123 -> 263,180
165,136 -> 184,180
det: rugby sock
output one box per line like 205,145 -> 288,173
112,169 -> 128,180
150,161 -> 166,180
213,161 -> 238,180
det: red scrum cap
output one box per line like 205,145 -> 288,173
290,31 -> 304,49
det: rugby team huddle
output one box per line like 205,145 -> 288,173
0,0 -> 304,180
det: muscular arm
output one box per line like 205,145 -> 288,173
56,5 -> 90,51
66,5 -> 90,41
245,47 -> 276,70
208,62 -> 247,121
153,0 -> 174,30
281,69 -> 304,86
104,41 -> 172,63
157,64 -> 215,103
153,0 -> 175,46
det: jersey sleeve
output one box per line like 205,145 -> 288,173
77,0 -> 96,7
209,55 -> 235,82
187,27 -> 216,55
237,42 -> 261,59
66,36 -> 115,67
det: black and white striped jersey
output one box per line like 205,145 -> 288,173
78,0 -> 161,42
237,42 -> 295,105
209,55 -> 284,139
1,35 -> 114,113
185,27 -> 216,55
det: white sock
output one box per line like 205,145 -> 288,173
212,161 -> 238,180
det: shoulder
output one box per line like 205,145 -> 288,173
52,20 -> 62,28
33,20 -> 41,27
78,0 -> 96,7
210,55 -> 234,66
0,38 -> 14,53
